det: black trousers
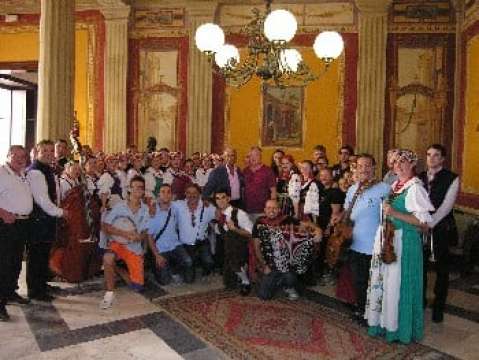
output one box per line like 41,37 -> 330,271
26,240 -> 53,297
0,219 -> 29,304
257,271 -> 297,300
423,223 -> 455,311
349,250 -> 372,314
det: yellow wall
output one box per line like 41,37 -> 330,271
463,34 -> 479,194
0,29 -> 91,144
227,48 -> 343,167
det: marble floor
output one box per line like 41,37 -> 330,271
1,265 -> 478,360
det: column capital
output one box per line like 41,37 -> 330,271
98,0 -> 130,21
186,1 -> 217,26
355,0 -> 392,15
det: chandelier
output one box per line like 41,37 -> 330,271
195,0 -> 344,88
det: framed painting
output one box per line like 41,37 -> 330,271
261,84 -> 304,147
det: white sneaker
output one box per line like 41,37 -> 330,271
100,292 -> 114,309
284,288 -> 299,301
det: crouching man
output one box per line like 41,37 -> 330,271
147,184 -> 193,285
99,176 -> 150,309
214,188 -> 253,295
253,200 -> 322,301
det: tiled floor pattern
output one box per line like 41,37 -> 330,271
1,267 -> 478,360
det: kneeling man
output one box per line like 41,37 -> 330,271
100,176 -> 150,309
147,184 -> 193,285
253,200 -> 322,301
214,189 -> 253,294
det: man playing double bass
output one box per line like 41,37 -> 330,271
27,140 -> 69,301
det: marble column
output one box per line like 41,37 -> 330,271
451,0 -> 464,170
101,3 -> 130,153
36,0 -> 75,142
355,0 -> 392,169
187,4 -> 216,155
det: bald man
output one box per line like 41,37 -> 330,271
203,147 -> 244,208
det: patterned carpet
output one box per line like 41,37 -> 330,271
157,289 -> 449,360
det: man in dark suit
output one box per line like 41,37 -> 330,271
203,147 -> 244,208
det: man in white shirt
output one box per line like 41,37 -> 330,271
27,140 -> 68,302
0,146 -> 33,321
173,184 -> 216,282
214,188 -> 253,295
419,144 -> 459,323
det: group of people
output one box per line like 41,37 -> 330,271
0,138 -> 459,347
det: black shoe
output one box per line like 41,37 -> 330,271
8,292 -> 31,305
0,305 -> 10,322
46,284 -> 62,294
432,307 -> 444,323
239,283 -> 251,296
29,293 -> 55,302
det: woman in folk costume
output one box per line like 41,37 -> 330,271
144,152 -> 166,203
289,160 -> 323,221
365,149 -> 434,344
276,154 -> 299,216
97,154 -> 124,211
126,153 -> 144,191
195,155 -> 213,188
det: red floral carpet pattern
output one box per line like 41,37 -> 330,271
157,290 -> 438,360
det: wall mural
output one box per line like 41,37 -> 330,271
261,84 -> 303,148
385,34 -> 454,170
137,49 -> 179,151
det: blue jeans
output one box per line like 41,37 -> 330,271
154,245 -> 193,285
257,270 -> 298,300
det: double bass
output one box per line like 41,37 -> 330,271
49,119 -> 102,282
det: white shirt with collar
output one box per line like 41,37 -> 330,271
0,164 -> 33,216
27,167 -> 63,217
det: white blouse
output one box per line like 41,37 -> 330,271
144,167 -> 164,199
391,177 -> 434,224
303,180 -> 320,216
195,167 -> 212,188
288,173 -> 302,204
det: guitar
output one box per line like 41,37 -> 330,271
325,180 -> 378,268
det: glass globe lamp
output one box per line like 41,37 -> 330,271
313,31 -> 344,62
279,49 -> 302,72
264,9 -> 297,43
195,23 -> 225,53
214,44 -> 240,69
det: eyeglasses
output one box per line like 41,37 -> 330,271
191,213 -> 196,227
215,195 -> 228,201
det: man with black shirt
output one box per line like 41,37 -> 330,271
419,144 -> 459,323
55,139 -> 70,169
317,168 -> 345,284
332,145 -> 353,181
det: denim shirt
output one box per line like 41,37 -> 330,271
344,181 -> 391,255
